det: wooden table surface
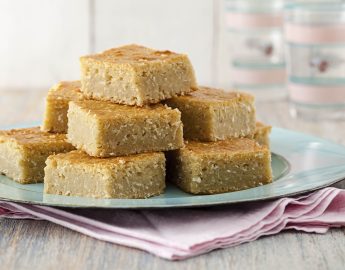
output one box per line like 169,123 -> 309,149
1,89 -> 345,270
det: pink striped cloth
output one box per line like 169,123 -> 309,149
1,187 -> 345,260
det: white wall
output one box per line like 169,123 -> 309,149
0,0 -> 90,90
0,0 -> 214,90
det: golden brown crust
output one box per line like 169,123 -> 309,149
0,127 -> 69,146
80,44 -> 184,64
46,81 -> 84,101
184,138 -> 264,155
168,86 -> 254,105
49,150 -> 164,166
71,99 -> 179,120
255,121 -> 272,132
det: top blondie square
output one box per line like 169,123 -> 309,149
80,44 -> 197,106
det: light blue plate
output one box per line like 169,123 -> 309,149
0,126 -> 345,208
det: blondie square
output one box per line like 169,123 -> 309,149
41,81 -> 85,133
165,87 -> 256,141
253,122 -> 271,147
44,151 -> 165,199
167,138 -> 272,195
0,127 -> 75,184
67,100 -> 184,157
80,44 -> 197,106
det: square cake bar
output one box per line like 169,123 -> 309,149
67,99 -> 184,157
44,151 -> 165,199
80,44 -> 197,106
0,127 -> 75,184
253,122 -> 271,147
167,138 -> 272,195
41,81 -> 85,133
165,87 -> 256,141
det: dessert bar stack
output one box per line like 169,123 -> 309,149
0,44 -> 272,199
164,87 -> 272,194
45,45 -> 195,199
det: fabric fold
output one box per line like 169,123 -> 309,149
1,187 -> 345,260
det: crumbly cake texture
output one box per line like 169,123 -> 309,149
167,138 -> 272,195
67,99 -> 184,157
41,81 -> 85,133
165,87 -> 256,141
0,127 -> 75,184
80,44 -> 197,106
253,122 -> 272,147
44,151 -> 166,199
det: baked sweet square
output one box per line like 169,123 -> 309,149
67,99 -> 184,157
0,127 -> 74,184
167,138 -> 272,194
165,87 -> 256,141
44,150 -> 165,199
41,81 -> 85,133
253,122 -> 271,147
80,44 -> 197,106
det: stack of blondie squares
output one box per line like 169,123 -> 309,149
0,44 -> 272,199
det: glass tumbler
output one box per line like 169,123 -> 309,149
224,0 -> 287,100
285,2 -> 345,120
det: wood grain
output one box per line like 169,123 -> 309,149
1,90 -> 345,270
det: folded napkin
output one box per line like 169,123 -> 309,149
1,187 -> 345,260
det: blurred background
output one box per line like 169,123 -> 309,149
1,0 -> 345,133
0,0 -> 215,91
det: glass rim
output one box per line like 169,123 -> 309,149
285,2 -> 345,12
226,0 -> 286,13
226,0 -> 285,2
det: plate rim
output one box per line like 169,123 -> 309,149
0,178 -> 343,209
0,125 -> 345,208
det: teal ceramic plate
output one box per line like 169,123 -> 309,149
0,125 -> 345,208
